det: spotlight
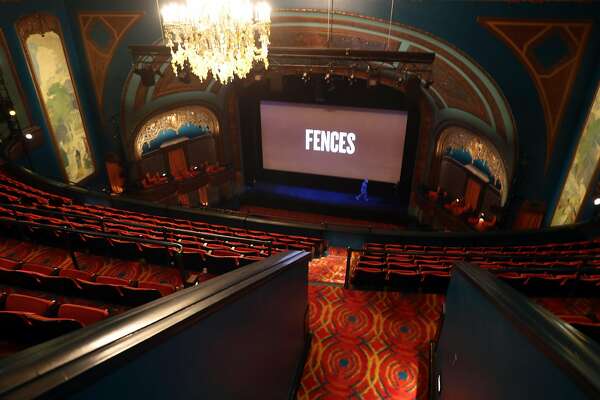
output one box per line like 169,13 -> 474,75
24,133 -> 33,140
192,165 -> 199,171
8,109 -> 16,117
161,171 -> 168,178
594,197 -> 600,206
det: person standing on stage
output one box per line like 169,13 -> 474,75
356,179 -> 369,201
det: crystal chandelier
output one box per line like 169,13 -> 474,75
161,0 -> 271,84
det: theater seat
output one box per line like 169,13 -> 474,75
21,263 -> 57,276
59,268 -> 94,282
58,304 -> 109,327
139,281 -> 176,296
0,257 -> 21,270
121,286 -> 163,305
4,293 -> 55,315
96,275 -> 130,286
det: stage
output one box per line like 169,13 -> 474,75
230,181 -> 418,227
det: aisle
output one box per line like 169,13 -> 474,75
299,250 -> 444,399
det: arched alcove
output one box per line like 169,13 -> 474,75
435,126 -> 510,206
133,105 -> 220,160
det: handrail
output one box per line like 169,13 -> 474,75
0,217 -> 183,253
0,203 -> 272,253
450,262 -> 600,397
0,250 -> 310,399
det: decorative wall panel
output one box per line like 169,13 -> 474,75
17,14 -> 95,183
79,12 -> 143,109
480,18 -> 592,168
551,83 -> 600,226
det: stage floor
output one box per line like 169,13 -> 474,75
234,182 -> 415,227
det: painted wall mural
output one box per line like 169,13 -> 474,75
17,14 -> 94,183
551,83 -> 600,226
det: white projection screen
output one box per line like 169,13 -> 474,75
260,101 -> 408,183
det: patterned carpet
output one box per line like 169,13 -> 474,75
308,247 -> 348,285
300,249 -> 444,399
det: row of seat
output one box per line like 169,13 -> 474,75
0,169 -> 325,262
365,240 -> 600,255
1,292 -> 108,344
0,256 -> 179,306
353,262 -> 600,294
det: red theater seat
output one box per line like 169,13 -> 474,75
4,293 -> 55,315
96,276 -> 130,286
387,261 -> 417,271
58,304 -> 109,327
353,267 -> 385,284
139,281 -> 176,297
0,257 -> 21,270
59,268 -> 94,282
21,263 -> 57,276
387,270 -> 420,287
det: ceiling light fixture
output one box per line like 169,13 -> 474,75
161,0 -> 271,85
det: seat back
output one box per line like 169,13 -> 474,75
95,275 -> 130,286
58,304 -> 109,327
0,257 -> 21,270
5,294 -> 54,315
59,268 -> 94,282
21,263 -> 57,276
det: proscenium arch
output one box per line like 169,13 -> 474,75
270,9 -> 516,148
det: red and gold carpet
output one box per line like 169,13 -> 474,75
308,247 -> 348,285
301,246 -> 444,400
298,286 -> 443,399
